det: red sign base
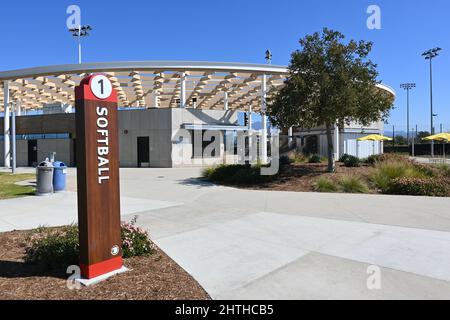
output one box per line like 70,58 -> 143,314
80,256 -> 123,279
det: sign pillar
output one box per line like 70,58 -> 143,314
75,74 -> 122,279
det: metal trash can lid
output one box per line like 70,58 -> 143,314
38,161 -> 53,167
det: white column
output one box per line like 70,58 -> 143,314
11,102 -> 16,174
153,92 -> 159,108
17,100 -> 22,116
260,75 -> 268,164
288,127 -> 293,148
3,81 -> 10,168
248,104 -> 252,130
224,91 -> 229,111
180,73 -> 186,108
333,123 -> 340,161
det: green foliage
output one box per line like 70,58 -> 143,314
25,219 -> 155,269
203,165 -> 244,182
268,28 -> 394,172
309,154 -> 322,164
370,160 -> 430,192
25,225 -> 79,269
339,154 -> 351,163
280,155 -> 292,165
338,176 -> 369,193
313,177 -> 338,193
293,153 -> 308,164
437,164 -> 450,177
343,155 -> 361,167
202,167 -> 215,180
394,135 -> 407,146
387,177 -> 450,197
314,175 -> 368,194
204,164 -> 275,185
417,131 -> 431,141
365,153 -> 410,166
121,216 -> 156,259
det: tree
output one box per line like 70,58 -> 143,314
394,135 -> 407,146
417,131 -> 431,141
268,28 -> 394,172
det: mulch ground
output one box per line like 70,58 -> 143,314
0,230 -> 210,300
240,163 -> 374,192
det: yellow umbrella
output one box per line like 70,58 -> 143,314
357,134 -> 393,142
423,133 -> 450,142
423,133 -> 450,158
357,135 -> 392,157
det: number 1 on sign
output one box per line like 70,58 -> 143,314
90,75 -> 112,100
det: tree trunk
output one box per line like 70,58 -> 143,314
325,122 -> 335,173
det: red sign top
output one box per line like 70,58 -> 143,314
75,74 -> 118,103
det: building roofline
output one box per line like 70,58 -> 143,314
0,61 -> 288,81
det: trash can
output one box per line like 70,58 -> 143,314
53,161 -> 67,192
36,161 -> 54,196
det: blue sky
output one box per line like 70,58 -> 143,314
1,0 -> 449,131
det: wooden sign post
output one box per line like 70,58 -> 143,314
75,74 -> 123,280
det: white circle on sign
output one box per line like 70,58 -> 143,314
111,245 -> 120,256
90,75 -> 113,99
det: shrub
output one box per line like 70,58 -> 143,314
293,153 -> 308,164
202,167 -> 215,179
339,154 -> 351,163
309,154 -> 322,164
280,155 -> 292,165
436,164 -> 450,177
365,154 -> 382,165
24,225 -> 79,269
338,176 -> 369,193
370,160 -> 428,192
368,153 -> 410,165
121,216 -> 156,258
313,177 -> 338,193
386,177 -> 450,197
343,155 -> 361,168
25,218 -> 155,269
204,164 -> 275,185
229,166 -> 274,185
204,164 -> 244,182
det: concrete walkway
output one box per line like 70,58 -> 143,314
1,167 -> 450,299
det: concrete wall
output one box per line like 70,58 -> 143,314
16,140 -> 28,166
0,140 -> 27,167
118,109 -> 173,167
37,139 -> 74,165
2,108 -> 240,168
171,109 -> 239,167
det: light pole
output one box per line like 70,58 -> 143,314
265,49 -> 272,65
69,25 -> 92,64
400,83 -> 415,145
422,47 -> 442,157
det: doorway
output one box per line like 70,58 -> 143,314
137,137 -> 150,167
28,140 -> 38,167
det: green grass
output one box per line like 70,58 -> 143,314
370,160 -> 430,192
313,177 -> 339,193
338,176 -> 369,194
0,172 -> 35,200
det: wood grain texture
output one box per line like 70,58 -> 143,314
75,79 -> 122,273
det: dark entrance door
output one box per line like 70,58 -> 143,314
28,140 -> 38,167
137,137 -> 150,167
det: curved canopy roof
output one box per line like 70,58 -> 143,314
0,61 -> 286,112
0,61 -> 395,112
